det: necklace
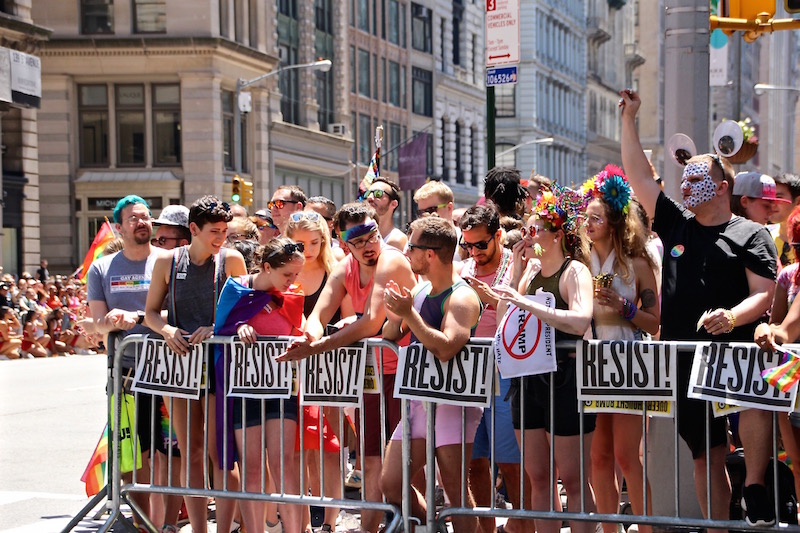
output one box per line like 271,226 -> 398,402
470,247 -> 512,288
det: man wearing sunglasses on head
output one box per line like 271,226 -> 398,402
279,202 -> 416,533
365,178 -> 407,251
269,185 -> 306,234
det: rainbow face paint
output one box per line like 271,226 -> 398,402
339,220 -> 378,243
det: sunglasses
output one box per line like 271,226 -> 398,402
207,201 -> 230,212
290,212 -> 321,223
267,242 -> 305,259
459,237 -> 493,251
791,242 -> 800,250
258,223 -> 278,231
151,236 -> 182,247
521,226 -> 545,237
364,189 -> 395,200
408,242 -> 442,251
347,231 -> 380,249
268,199 -> 300,210
418,202 -> 449,215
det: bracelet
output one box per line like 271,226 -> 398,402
723,309 -> 736,333
619,298 -> 637,321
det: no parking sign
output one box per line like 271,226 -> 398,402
493,291 -> 556,378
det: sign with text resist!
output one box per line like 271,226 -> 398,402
486,0 -> 520,67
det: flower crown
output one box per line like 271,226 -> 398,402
580,164 -> 632,215
534,183 -> 590,233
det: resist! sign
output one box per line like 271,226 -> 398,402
227,339 -> 293,399
131,338 -> 204,399
300,342 -> 367,407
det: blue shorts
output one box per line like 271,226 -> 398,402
471,376 -> 521,464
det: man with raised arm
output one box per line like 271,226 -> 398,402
279,202 -> 416,533
619,90 -> 777,528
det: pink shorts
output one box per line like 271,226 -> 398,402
391,400 -> 483,448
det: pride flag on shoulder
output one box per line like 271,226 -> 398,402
79,221 -> 116,283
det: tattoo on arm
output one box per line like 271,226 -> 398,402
640,288 -> 657,309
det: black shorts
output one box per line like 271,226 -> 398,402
153,395 -> 181,457
355,373 -> 401,456
510,356 -> 596,436
232,395 -> 300,430
677,356 -> 727,459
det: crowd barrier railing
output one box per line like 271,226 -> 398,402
71,334 -> 800,533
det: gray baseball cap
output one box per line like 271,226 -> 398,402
153,205 -> 190,228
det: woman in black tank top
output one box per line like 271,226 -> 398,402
145,196 -> 247,533
493,193 -> 598,533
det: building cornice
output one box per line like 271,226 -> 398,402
0,12 -> 51,39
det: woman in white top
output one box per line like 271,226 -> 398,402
582,166 -> 660,533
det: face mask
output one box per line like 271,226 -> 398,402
681,162 -> 717,208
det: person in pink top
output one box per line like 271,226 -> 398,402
279,202 -> 416,533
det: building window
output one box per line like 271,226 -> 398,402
441,118 -> 448,180
358,48 -> 371,97
454,122 -> 463,183
350,46 -> 356,93
315,0 -> 333,33
152,85 -> 181,165
387,0 -> 400,45
412,67 -> 432,116
471,126 -> 479,186
452,4 -> 462,65
373,54 -> 379,102
388,122 -> 401,171
411,3 -> 431,53
222,90 -> 247,172
279,0 -> 297,17
279,44 -> 300,125
79,85 -> 109,167
388,61 -> 401,106
495,84 -> 515,117
133,0 -> 166,33
495,143 -> 516,167
82,0 -> 114,34
116,85 -> 146,166
359,114 -> 372,164
357,0 -> 369,31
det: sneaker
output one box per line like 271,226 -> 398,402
495,492 -> 512,510
345,469 -> 362,489
266,519 -> 284,533
313,524 -> 333,533
161,525 -> 179,533
742,483 -> 776,527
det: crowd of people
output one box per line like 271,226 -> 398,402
64,88 -> 800,533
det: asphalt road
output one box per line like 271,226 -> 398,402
0,354 -> 108,532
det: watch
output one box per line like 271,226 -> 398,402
136,310 -> 146,325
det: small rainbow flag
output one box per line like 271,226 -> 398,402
358,126 -> 382,200
80,424 -> 108,497
80,221 -> 116,283
761,348 -> 800,392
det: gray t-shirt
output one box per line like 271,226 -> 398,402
88,250 -> 158,367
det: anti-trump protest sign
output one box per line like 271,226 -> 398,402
131,338 -> 204,399
494,291 -> 556,378
300,341 -> 368,407
395,342 -> 493,407
688,342 -> 798,412
226,339 -> 293,399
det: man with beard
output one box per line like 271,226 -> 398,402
620,90 -> 777,528
87,195 -> 157,528
279,202 -> 416,533
365,178 -> 407,251
269,185 -> 306,235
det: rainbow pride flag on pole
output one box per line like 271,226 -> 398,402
761,348 -> 800,392
358,125 -> 383,200
80,424 -> 108,497
79,220 -> 116,283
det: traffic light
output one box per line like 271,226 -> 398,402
241,179 -> 254,207
787,0 -> 800,13
725,0 -> 774,19
231,175 -> 242,203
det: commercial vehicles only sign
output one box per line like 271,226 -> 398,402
486,0 -> 520,67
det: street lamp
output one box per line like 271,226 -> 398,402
233,59 -> 332,174
495,137 -> 555,159
754,83 -> 800,95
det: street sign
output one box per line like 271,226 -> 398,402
486,65 -> 518,86
486,0 -> 520,67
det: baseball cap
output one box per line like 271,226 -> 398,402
152,205 -> 190,228
733,172 -> 791,203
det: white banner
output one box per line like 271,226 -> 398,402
583,399 -> 674,418
227,339 -> 293,399
577,341 -> 677,402
300,341 -> 367,407
494,291 -> 556,378
394,342 -> 492,407
131,338 -> 204,399
688,342 -> 799,412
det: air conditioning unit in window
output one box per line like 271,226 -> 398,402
328,123 -> 347,136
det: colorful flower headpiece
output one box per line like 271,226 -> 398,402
534,183 -> 590,233
581,164 -> 632,215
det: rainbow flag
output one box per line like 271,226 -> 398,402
358,126 -> 382,200
80,221 -> 116,283
80,424 -> 108,497
761,348 -> 800,392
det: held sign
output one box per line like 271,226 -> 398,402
227,339 -> 293,399
577,341 -> 677,402
494,292 -> 556,378
300,341 -> 367,407
688,342 -> 799,412
486,0 -> 520,67
131,338 -> 204,399
395,342 -> 492,407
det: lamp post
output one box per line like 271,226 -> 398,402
495,136 -> 555,160
233,59 -> 332,174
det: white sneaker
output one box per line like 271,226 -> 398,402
344,469 -> 362,489
265,520 -> 283,533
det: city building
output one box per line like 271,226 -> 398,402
0,2 -> 49,275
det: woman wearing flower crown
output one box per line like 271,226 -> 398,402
493,185 -> 597,533
582,166 -> 660,533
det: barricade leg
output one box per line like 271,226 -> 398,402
265,418 -> 303,533
168,397 -> 211,533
